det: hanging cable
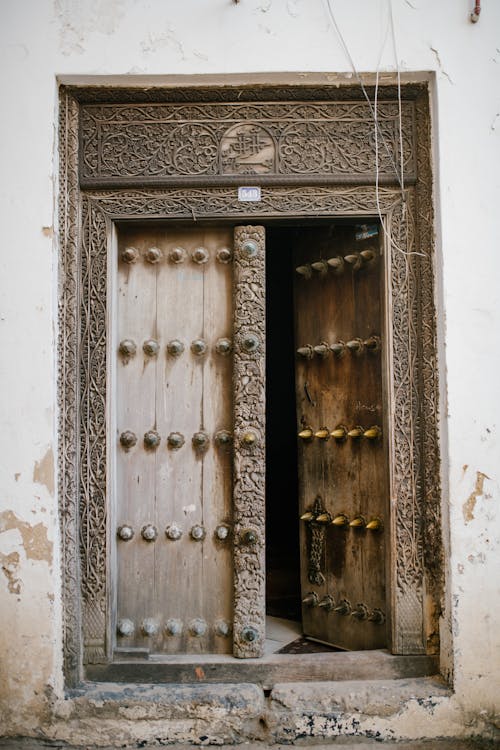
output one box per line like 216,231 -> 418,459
388,0 -> 406,211
325,0 -> 425,258
324,0 -> 403,191
382,0 -> 424,256
374,37 -> 424,258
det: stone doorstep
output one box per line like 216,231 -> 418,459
0,741 -> 498,749
2,679 -> 497,749
63,676 -> 451,720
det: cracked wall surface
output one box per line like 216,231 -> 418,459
0,0 -> 499,742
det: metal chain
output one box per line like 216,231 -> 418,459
307,496 -> 326,585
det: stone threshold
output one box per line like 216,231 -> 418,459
85,650 -> 439,688
0,739 -> 497,749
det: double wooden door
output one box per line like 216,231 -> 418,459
113,222 -> 388,657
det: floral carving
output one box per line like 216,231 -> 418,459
79,196 -> 108,664
58,89 -> 81,686
80,100 -> 415,184
232,226 -> 266,658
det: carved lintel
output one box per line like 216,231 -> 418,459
80,100 -> 416,187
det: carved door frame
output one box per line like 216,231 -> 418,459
58,79 -> 442,687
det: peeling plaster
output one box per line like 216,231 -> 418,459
0,511 -> 52,563
2,0 -> 500,740
33,446 -> 54,495
0,550 -> 21,594
54,0 -> 125,55
140,27 -> 187,60
462,471 -> 491,523
257,0 -> 272,12
467,551 -> 486,565
286,0 -> 300,18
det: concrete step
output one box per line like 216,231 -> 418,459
0,739 -> 498,749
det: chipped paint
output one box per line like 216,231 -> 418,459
0,550 -> 21,594
0,511 -> 52,563
462,471 -> 490,523
140,27 -> 187,60
1,0 -> 500,741
54,0 -> 125,55
33,446 -> 54,495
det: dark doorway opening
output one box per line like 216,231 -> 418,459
265,225 -> 301,623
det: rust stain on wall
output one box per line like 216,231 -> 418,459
462,471 -> 490,523
33,446 -> 54,495
0,511 -> 53,563
0,551 -> 21,594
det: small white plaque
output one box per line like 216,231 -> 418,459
238,186 -> 261,202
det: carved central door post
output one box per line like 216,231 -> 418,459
233,226 -> 266,657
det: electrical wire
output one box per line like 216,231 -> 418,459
324,0 -> 425,258
382,0 -> 425,256
324,0 -> 404,192
389,0 -> 406,209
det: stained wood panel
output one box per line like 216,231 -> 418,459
115,225 -> 233,655
294,224 -> 389,650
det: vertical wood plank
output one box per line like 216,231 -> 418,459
200,228 -> 234,654
115,229 -> 160,650
155,229 -> 205,654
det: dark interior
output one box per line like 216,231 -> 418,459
265,225 -> 302,622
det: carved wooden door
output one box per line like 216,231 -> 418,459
294,224 -> 389,650
114,224 -> 265,657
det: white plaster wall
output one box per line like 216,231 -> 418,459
0,0 -> 499,739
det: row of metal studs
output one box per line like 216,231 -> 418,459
119,336 -> 233,359
295,249 -> 376,278
117,522 -> 231,542
298,425 -> 382,441
300,512 -> 383,531
119,429 -> 259,452
120,246 -> 233,265
301,594 -> 385,624
117,617 -> 232,638
297,336 -> 381,359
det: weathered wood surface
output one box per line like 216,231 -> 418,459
115,226 -> 233,655
294,224 -> 389,650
